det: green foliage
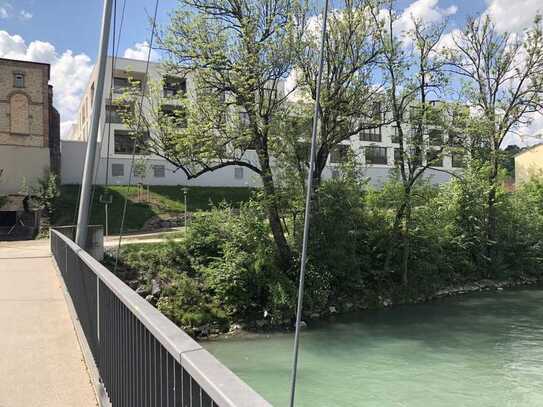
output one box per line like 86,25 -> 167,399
186,202 -> 296,322
111,169 -> 543,333
53,185 -> 253,233
25,173 -> 60,216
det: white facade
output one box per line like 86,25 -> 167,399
63,57 -> 460,188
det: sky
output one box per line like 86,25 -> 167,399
0,0 -> 542,144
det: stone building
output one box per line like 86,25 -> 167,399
0,58 -> 60,238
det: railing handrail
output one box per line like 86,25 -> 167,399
51,229 -> 271,407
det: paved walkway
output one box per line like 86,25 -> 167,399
0,240 -> 97,407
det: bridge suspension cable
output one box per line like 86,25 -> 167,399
288,0 -> 330,405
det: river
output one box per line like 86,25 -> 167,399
204,288 -> 543,406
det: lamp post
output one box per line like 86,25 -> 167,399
182,187 -> 189,230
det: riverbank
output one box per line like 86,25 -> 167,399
202,275 -> 543,341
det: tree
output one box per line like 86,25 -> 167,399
369,0 -> 451,284
120,0 -> 305,267
446,15 -> 543,266
293,0 -> 383,188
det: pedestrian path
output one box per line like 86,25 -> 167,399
0,239 -> 97,407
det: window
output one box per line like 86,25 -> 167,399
106,103 -> 132,124
161,105 -> 187,128
452,152 -> 465,168
14,73 -> 25,88
114,130 -> 149,155
234,167 -> 244,179
449,130 -> 463,147
428,129 -> 443,146
153,165 -> 166,178
330,145 -> 349,164
365,146 -> 387,165
359,126 -> 382,142
163,77 -> 187,97
391,126 -> 401,143
111,163 -> 124,177
426,149 -> 443,167
90,83 -> 95,107
371,101 -> 382,121
113,77 -> 142,93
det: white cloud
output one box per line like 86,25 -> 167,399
0,31 -> 94,138
485,0 -> 542,33
0,8 -> 8,19
396,0 -> 458,35
123,41 -> 159,61
19,10 -> 32,20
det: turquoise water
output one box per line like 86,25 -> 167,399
204,289 -> 543,406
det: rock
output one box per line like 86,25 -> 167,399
230,324 -> 241,331
256,319 -> 267,328
151,279 -> 161,296
310,313 -> 320,319
145,294 -> 154,302
329,306 -> 337,314
382,298 -> 392,307
135,285 -> 148,295
298,321 -> 308,329
497,287 -> 504,291
344,302 -> 354,310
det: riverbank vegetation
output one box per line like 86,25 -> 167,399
111,168 -> 543,336
108,0 -> 543,336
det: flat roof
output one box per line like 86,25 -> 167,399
514,142 -> 543,157
0,57 -> 51,77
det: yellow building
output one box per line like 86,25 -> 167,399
515,143 -> 543,185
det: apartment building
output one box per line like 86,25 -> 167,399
63,57 -> 461,188
64,57 -> 261,188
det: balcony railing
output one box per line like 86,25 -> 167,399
50,229 -> 271,407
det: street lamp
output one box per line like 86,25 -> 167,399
182,187 -> 189,230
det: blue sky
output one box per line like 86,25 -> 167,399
1,0 -> 541,142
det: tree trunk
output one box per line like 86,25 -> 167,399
402,200 -> 412,286
258,150 -> 293,268
486,153 -> 499,273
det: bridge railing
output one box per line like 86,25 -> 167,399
51,229 -> 271,407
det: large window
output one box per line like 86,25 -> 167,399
163,77 -> 186,97
359,126 -> 382,142
391,126 -> 401,143
428,129 -> 443,146
161,105 -> 187,128
365,146 -> 387,165
114,130 -> 149,155
426,149 -> 443,167
452,152 -> 465,168
449,130 -> 464,147
330,145 -> 350,164
113,77 -> 142,93
106,103 -> 133,124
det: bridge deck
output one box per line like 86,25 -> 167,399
0,240 -> 97,407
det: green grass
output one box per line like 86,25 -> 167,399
53,185 -> 253,234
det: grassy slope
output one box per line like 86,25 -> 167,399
54,185 -> 253,234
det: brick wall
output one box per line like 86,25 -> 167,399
0,58 -> 50,147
